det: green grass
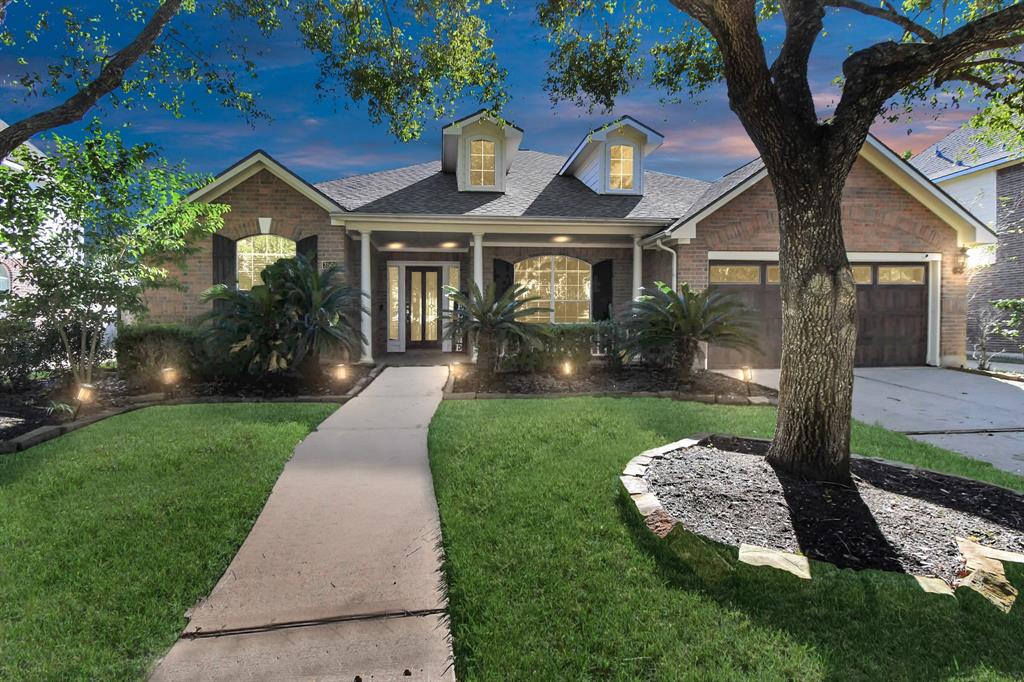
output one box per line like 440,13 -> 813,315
0,403 -> 336,680
428,398 -> 1024,681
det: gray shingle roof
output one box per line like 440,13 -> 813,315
911,126 -> 1013,179
315,150 -> 709,221
671,157 -> 765,225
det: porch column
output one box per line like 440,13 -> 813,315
473,232 -> 484,292
360,230 -> 373,363
632,237 -> 643,299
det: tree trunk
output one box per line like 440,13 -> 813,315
674,339 -> 698,384
767,171 -> 858,484
475,332 -> 497,381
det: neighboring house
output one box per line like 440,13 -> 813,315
0,118 -> 41,299
147,110 -> 996,368
912,127 -> 1024,355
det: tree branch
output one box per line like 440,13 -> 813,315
770,0 -> 827,127
827,0 -> 937,42
0,0 -> 185,160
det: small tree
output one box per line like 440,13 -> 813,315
0,122 -> 227,386
443,283 -> 551,377
622,282 -> 757,383
992,298 -> 1024,356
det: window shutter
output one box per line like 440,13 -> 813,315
212,234 -> 236,287
494,258 -> 514,297
592,259 -> 613,320
297,235 -> 318,270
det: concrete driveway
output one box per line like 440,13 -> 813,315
719,367 -> 1024,476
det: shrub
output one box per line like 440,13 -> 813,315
200,256 -> 363,382
0,318 -> 67,390
504,323 -> 595,373
621,282 -> 758,382
593,319 -> 631,371
444,283 -> 551,376
992,298 -> 1024,355
115,323 -> 202,390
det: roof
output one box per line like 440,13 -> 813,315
559,116 -> 665,176
911,126 -> 1017,180
671,157 -> 766,226
315,150 -> 708,221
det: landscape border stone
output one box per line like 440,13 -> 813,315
620,432 -> 1024,611
0,364 -> 386,455
442,384 -> 777,406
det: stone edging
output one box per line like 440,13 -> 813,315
0,364 -> 386,455
621,433 -> 1024,612
442,379 -> 778,406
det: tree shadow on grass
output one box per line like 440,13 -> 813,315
618,493 -> 1024,681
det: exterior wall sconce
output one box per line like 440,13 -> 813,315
953,247 -> 969,274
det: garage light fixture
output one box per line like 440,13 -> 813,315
954,246 -> 968,274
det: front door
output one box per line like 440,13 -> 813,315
406,266 -> 442,349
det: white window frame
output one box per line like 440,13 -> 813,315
464,136 -> 499,191
235,234 -> 297,291
386,260 -> 460,353
514,255 -> 593,325
604,141 -> 640,195
0,264 -> 11,294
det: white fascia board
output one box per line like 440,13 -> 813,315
188,151 -> 344,214
707,250 -> 942,262
333,214 -> 663,235
928,155 -> 1019,183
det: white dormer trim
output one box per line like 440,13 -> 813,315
559,116 -> 664,177
559,116 -> 662,197
462,134 -> 502,192
441,110 -> 523,194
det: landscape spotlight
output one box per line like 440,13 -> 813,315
741,366 -> 752,384
562,361 -> 573,377
73,383 -> 95,418
331,363 -> 349,382
161,366 -> 180,386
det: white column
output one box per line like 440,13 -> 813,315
632,237 -> 643,299
360,230 -> 373,363
473,233 -> 484,293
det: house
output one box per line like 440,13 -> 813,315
0,118 -> 42,299
911,127 -> 1024,356
146,110 -> 996,368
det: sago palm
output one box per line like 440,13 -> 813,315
622,281 -> 758,382
443,282 -> 551,375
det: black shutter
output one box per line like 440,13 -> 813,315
297,235 -> 318,270
211,234 -> 236,312
592,259 -> 613,320
494,258 -> 514,297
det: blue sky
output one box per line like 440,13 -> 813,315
1,2 -> 975,183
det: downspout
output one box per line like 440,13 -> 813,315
655,237 -> 677,292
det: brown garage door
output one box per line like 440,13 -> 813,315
706,262 -> 928,368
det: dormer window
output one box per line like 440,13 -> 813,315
470,139 -> 496,187
609,144 -> 634,190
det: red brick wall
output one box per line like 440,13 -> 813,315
144,169 -> 345,321
661,159 -> 967,363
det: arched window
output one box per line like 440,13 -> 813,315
236,235 -> 296,290
608,144 -> 635,190
469,139 -> 496,187
0,264 -> 11,294
514,255 -> 591,324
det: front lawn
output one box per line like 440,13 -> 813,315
429,398 -> 1024,681
0,403 -> 336,680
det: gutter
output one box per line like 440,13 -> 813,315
654,237 -> 677,292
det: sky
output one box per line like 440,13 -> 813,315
0,2 -> 978,184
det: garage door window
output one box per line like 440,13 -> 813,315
877,265 -> 925,285
709,264 -> 760,284
765,264 -> 872,284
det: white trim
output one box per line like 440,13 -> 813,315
559,116 -> 665,176
707,250 -> 943,262
360,230 -> 373,363
928,156 -> 1019,183
332,214 -> 663,233
632,238 -> 643,299
482,240 -> 632,249
376,246 -> 469,253
462,135 -> 501,192
706,250 -> 943,367
385,259 -> 460,353
604,141 -> 642,195
188,151 -> 343,214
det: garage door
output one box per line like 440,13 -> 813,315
706,261 -> 928,368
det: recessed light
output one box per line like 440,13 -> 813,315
386,242 -> 404,249
440,241 -> 459,248
552,236 -> 571,243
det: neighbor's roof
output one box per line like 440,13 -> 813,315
315,150 -> 709,221
911,126 -> 1017,180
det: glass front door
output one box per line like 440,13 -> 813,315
406,266 -> 442,349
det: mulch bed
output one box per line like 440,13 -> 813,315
644,436 -> 1024,585
452,366 -> 777,397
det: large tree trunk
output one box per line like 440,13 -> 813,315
766,169 -> 859,483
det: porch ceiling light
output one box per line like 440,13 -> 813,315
386,242 -> 405,249
440,241 -> 459,249
552,236 -> 571,243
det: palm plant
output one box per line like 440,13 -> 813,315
622,282 -> 758,382
443,282 -> 551,376
201,255 -> 364,380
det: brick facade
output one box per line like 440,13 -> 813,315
144,170 -> 344,321
966,162 -> 1024,353
648,159 -> 968,363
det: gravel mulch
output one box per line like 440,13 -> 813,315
645,438 -> 1024,584
452,367 -> 777,397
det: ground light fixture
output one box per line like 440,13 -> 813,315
741,366 -> 752,397
562,360 -> 573,377
161,366 -> 180,398
331,363 -> 349,383
450,361 -> 461,377
73,383 -> 95,418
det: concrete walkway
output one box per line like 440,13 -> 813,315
151,366 -> 454,681
718,366 -> 1024,475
